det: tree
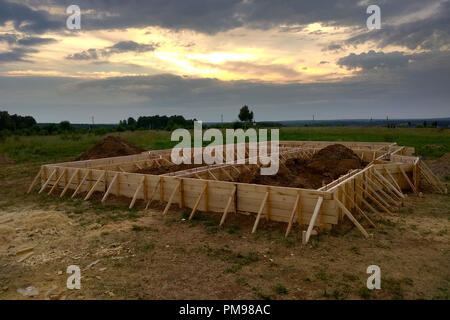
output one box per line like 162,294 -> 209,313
59,121 -> 71,131
238,105 -> 254,125
127,117 -> 136,127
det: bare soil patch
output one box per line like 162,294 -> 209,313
75,136 -> 144,161
238,144 -> 365,189
425,152 -> 450,180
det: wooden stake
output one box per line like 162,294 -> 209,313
102,172 -> 118,203
302,196 -> 323,244
71,170 -> 90,199
84,171 -> 105,200
399,166 -> 418,195
342,190 -> 376,228
335,199 -> 370,238
129,176 -> 145,209
219,186 -> 237,226
48,168 -> 67,195
189,182 -> 208,220
60,169 -> 80,197
27,167 -> 43,194
285,192 -> 301,238
38,169 -> 57,194
145,177 -> 161,210
162,180 -> 181,215
251,191 -> 269,234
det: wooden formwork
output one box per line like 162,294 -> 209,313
28,141 -> 447,244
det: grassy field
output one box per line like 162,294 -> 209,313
0,126 -> 449,163
0,126 -> 449,300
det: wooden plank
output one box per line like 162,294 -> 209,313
374,168 -> 404,199
27,167 -> 43,194
162,180 -> 181,215
84,171 -> 105,200
285,192 -> 301,238
129,176 -> 145,209
38,168 -> 57,194
219,185 -> 237,226
335,199 -> 370,238
102,172 -> 118,203
356,184 -> 392,216
145,177 -> 161,210
71,170 -> 90,199
48,168 -> 67,195
342,189 -> 376,228
60,168 -> 80,197
302,196 -> 323,244
399,165 -> 418,194
189,182 -> 208,220
384,167 -> 402,192
251,191 -> 269,233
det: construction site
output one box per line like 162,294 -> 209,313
27,139 -> 448,244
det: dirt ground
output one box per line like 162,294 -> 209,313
75,136 -> 144,161
0,162 -> 449,300
238,144 -> 366,189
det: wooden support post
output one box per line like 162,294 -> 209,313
342,190 -> 376,228
145,177 -> 161,210
251,191 -> 269,234
162,180 -> 181,215
357,184 -> 392,216
207,170 -> 218,181
374,169 -> 404,199
367,176 -> 399,206
220,168 -> 234,181
178,179 -> 184,208
48,168 -> 67,195
60,169 -> 80,198
189,182 -> 208,220
38,168 -> 57,194
102,172 -> 118,203
129,176 -> 145,209
364,179 -> 394,209
302,196 -> 323,244
85,172 -> 106,200
219,186 -> 237,226
372,172 -> 402,203
384,167 -> 402,192
71,170 -> 90,199
27,167 -> 43,194
399,166 -> 418,195
357,195 -> 379,215
335,199 -> 370,238
285,192 -> 301,238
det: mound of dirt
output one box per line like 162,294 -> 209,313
238,144 -> 365,189
0,154 -> 14,165
75,136 -> 145,160
425,152 -> 450,179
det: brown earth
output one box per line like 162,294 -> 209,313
0,154 -> 13,165
75,136 -> 145,161
238,144 -> 365,189
425,152 -> 450,179
0,162 -> 449,300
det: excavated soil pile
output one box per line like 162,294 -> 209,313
425,152 -> 450,179
0,154 -> 14,165
238,144 -> 365,189
75,136 -> 145,160
135,163 -> 205,175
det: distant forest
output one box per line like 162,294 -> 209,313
0,110 -> 448,138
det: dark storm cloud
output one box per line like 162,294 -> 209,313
346,0 -> 450,50
17,36 -> 56,46
0,47 -> 38,62
0,0 -> 61,34
65,41 -> 158,60
338,50 -> 413,70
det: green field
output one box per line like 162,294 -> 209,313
0,127 -> 448,163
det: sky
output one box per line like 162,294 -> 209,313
0,0 -> 449,123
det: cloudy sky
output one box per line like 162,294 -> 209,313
0,0 -> 449,123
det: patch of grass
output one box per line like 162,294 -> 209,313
273,284 -> 288,295
198,245 -> 259,274
131,225 -> 158,232
359,287 -> 374,299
